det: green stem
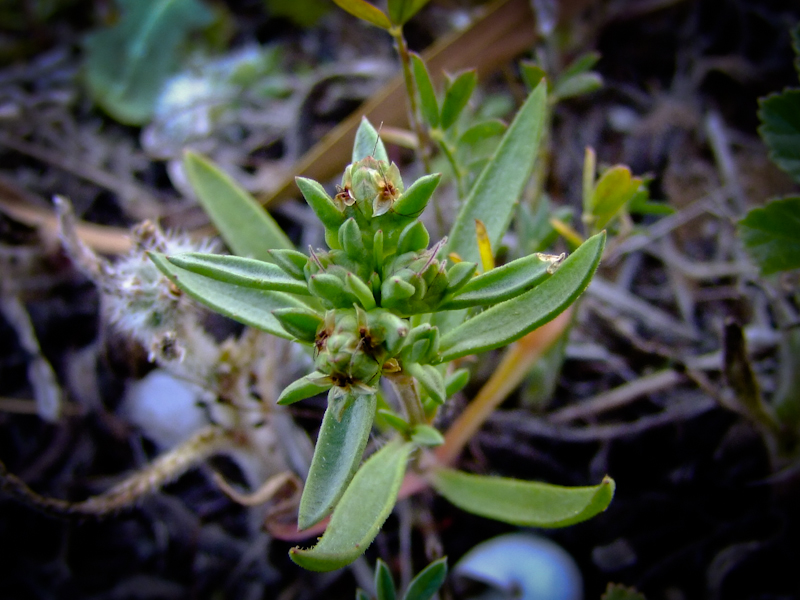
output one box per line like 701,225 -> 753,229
390,26 -> 431,173
437,138 -> 464,199
386,371 -> 426,427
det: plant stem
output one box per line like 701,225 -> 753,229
386,370 -> 427,426
390,26 -> 431,173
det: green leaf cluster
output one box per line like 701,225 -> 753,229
151,90 -> 613,570
357,557 -> 447,600
739,23 -> 800,275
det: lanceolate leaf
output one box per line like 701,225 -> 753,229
437,232 -> 605,362
298,394 -> 377,530
738,196 -> 800,274
446,82 -> 547,265
589,165 -> 641,231
290,439 -> 412,571
166,253 -> 310,295
332,0 -> 392,29
388,0 -> 431,26
439,251 -> 557,310
758,89 -> 800,182
403,557 -> 447,600
149,252 -> 304,339
375,559 -> 397,600
353,117 -> 389,163
440,70 -> 477,130
430,469 -> 615,528
184,151 -> 294,260
411,53 -> 439,128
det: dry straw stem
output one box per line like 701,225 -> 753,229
0,427 -> 232,516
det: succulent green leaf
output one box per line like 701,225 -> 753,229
387,0 -> 430,25
290,439 -> 412,571
267,248 -> 310,280
445,82 -> 547,265
339,218 -> 367,260
353,117 -> 389,163
296,177 -> 346,231
410,424 -> 444,447
375,559 -> 397,600
378,409 -> 411,435
298,393 -> 377,530
405,362 -> 446,404
411,53 -> 439,127
83,0 -> 213,125
397,221 -> 431,255
444,367 -> 470,397
445,261 -> 478,293
149,252 -> 304,339
438,232 -> 605,362
277,372 -> 332,405
439,252 -> 556,310
392,173 -> 441,219
345,273 -> 377,310
758,89 -> 800,182
272,307 -> 324,342
588,166 -> 642,231
402,557 -> 447,600
738,196 -> 800,274
440,70 -> 477,130
430,469 -> 615,527
309,273 -> 355,308
332,0 -> 392,30
166,253 -> 310,295
552,72 -> 603,101
184,151 -> 294,260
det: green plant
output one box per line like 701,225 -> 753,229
153,105 -> 613,571
358,557 -> 447,600
725,23 -> 800,464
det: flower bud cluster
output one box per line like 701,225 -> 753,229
279,152 -> 470,406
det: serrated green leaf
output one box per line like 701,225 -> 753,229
402,557 -> 447,600
166,253 -> 310,295
738,196 -> 800,274
439,252 -> 556,310
83,0 -> 213,125
440,70 -> 477,130
445,82 -> 547,265
375,559 -> 397,600
290,439 -> 412,571
332,0 -> 392,29
430,469 -> 615,527
184,151 -> 293,260
411,53 -> 439,128
149,252 -> 304,339
277,372 -> 332,405
758,89 -> 800,182
589,165 -> 641,231
353,117 -> 389,163
438,232 -> 605,362
387,0 -> 430,25
298,394 -> 377,530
